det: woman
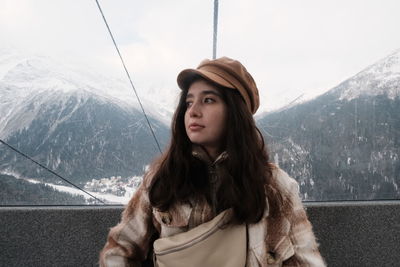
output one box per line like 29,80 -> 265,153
100,57 -> 325,266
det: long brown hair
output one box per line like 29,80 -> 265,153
149,76 -> 283,224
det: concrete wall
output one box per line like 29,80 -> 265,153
0,201 -> 399,266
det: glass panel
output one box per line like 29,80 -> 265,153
1,0 -> 399,204
218,0 -> 400,201
0,0 -> 211,205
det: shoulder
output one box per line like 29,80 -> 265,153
269,164 -> 300,196
263,164 -> 303,218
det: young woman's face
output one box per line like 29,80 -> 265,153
184,79 -> 228,158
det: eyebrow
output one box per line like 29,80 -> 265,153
186,90 -> 222,99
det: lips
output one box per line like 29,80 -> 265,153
188,123 -> 205,131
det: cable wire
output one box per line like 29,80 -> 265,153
213,0 -> 219,59
95,0 -> 162,154
0,139 -> 105,204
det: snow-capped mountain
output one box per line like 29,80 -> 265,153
330,48 -> 400,100
258,49 -> 400,201
0,50 -> 171,187
2,47 -> 399,203
0,50 -> 173,139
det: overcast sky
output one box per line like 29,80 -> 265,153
1,0 -> 400,114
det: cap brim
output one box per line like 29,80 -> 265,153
177,68 -> 235,91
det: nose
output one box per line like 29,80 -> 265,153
188,102 -> 202,118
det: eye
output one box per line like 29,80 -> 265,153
204,97 -> 215,104
186,100 -> 193,108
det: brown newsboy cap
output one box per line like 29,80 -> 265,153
177,57 -> 260,114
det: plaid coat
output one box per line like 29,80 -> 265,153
100,150 -> 325,267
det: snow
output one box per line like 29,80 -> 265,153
44,182 -> 135,204
0,169 -> 140,204
335,49 -> 400,100
0,48 -> 173,139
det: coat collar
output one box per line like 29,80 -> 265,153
191,144 -> 270,219
191,145 -> 228,166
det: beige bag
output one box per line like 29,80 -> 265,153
153,209 -> 247,267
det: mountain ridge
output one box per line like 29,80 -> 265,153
0,52 -> 170,185
258,48 -> 400,201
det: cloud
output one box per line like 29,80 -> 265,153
1,0 -> 400,113
217,0 -> 400,111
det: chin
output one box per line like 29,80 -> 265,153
188,138 -> 207,147
188,139 -> 203,146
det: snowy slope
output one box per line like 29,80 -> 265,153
0,49 -> 171,184
331,49 -> 400,100
258,48 -> 400,201
0,50 -> 172,139
0,49 -> 173,203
